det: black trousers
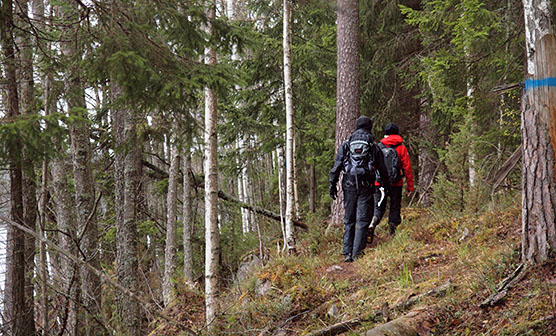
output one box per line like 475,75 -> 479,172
373,185 -> 402,226
342,186 -> 374,258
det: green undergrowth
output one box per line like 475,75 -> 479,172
156,191 -> 556,335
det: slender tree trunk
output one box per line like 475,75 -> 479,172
293,135 -> 301,219
237,138 -> 250,233
38,160 -> 49,334
283,0 -> 296,254
163,133 -> 180,306
1,0 -> 31,334
276,146 -> 287,252
59,1 -> 101,331
183,145 -> 195,287
51,157 -> 79,334
41,3 -> 77,332
17,0 -> 37,331
331,0 -> 361,228
466,49 -> 477,188
32,0 -> 51,332
521,0 -> 556,263
309,162 -> 316,213
112,84 -> 141,335
204,2 -> 220,329
417,97 -> 435,207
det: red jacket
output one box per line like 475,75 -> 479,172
375,134 -> 414,192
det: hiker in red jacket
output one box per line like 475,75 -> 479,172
369,122 -> 414,242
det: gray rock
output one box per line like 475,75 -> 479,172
255,279 -> 271,296
326,265 -> 344,273
327,304 -> 339,317
236,254 -> 263,285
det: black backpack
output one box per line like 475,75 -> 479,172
378,142 -> 401,183
344,132 -> 375,186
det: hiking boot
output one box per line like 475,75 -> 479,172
388,222 -> 397,236
368,216 -> 379,244
368,225 -> 375,245
343,253 -> 353,263
370,216 -> 379,228
353,251 -> 365,260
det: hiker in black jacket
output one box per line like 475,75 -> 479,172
329,116 -> 391,262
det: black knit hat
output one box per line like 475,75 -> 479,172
384,122 -> 399,135
355,116 -> 373,132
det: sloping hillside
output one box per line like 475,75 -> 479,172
152,193 -> 556,335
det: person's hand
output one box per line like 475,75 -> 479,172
407,190 -> 413,198
329,184 -> 337,200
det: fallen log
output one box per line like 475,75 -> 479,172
365,308 -> 431,336
141,159 -> 308,230
306,281 -> 452,336
395,281 -> 452,311
491,145 -> 522,192
480,263 -> 528,307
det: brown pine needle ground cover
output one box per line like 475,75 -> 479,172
152,194 -> 556,335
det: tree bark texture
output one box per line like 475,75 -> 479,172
521,0 -> 556,263
204,2 -> 221,328
112,84 -> 141,335
283,0 -> 296,254
183,146 -> 195,287
163,135 -> 180,306
1,0 -> 32,333
59,1 -> 101,331
333,0 -> 361,226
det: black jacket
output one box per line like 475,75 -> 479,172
329,129 -> 391,191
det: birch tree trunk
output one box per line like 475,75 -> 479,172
293,135 -> 301,219
331,0 -> 361,228
465,46 -> 477,188
1,1 -> 29,333
237,138 -> 250,234
204,2 -> 221,328
521,0 -> 556,263
112,84 -> 141,335
283,0 -> 297,254
16,0 -> 37,331
163,133 -> 180,306
183,145 -> 195,287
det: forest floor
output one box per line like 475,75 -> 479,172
152,193 -> 556,335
